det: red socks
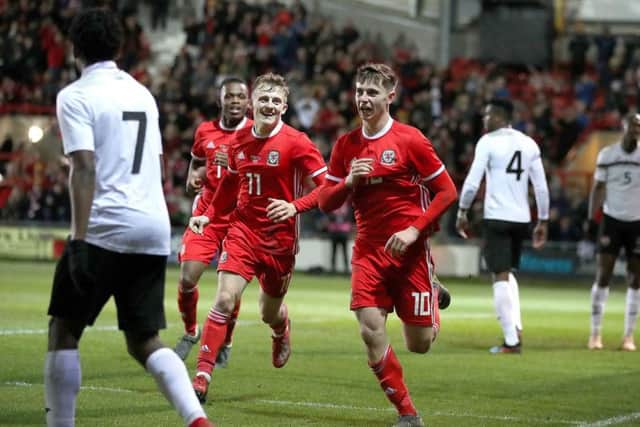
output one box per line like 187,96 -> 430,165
195,309 -> 229,375
369,346 -> 417,416
178,284 -> 199,336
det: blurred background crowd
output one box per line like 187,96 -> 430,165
1,0 -> 639,247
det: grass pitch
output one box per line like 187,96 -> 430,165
1,260 -> 639,426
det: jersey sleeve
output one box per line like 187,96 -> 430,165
325,135 -> 348,183
293,134 -> 327,182
407,131 -> 445,182
191,125 -> 207,160
528,145 -> 550,220
56,88 -> 95,155
459,136 -> 490,209
593,147 -> 608,182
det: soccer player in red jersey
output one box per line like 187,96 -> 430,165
174,78 -> 252,366
188,73 -> 327,402
318,63 -> 457,427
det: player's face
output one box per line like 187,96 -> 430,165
483,105 -> 500,132
355,80 -> 394,123
220,82 -> 249,122
623,114 -> 640,141
252,85 -> 288,127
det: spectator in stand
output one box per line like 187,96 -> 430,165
326,201 -> 353,274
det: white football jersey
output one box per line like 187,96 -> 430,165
56,61 -> 170,255
459,127 -> 549,223
594,142 -> 640,221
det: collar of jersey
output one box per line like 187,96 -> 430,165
219,116 -> 247,131
82,60 -> 117,76
362,116 -> 393,140
252,120 -> 283,139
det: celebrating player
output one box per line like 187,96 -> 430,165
456,98 -> 550,354
188,72 -> 327,402
174,78 -> 252,366
318,63 -> 458,427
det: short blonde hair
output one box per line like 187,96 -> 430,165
252,72 -> 290,101
356,63 -> 397,91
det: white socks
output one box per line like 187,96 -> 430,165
44,350 -> 81,427
590,283 -> 609,336
146,347 -> 206,425
508,273 -> 522,332
624,288 -> 640,337
493,280 -> 519,346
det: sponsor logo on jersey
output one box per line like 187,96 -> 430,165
267,150 -> 280,166
206,141 -> 215,149
219,251 -> 228,263
381,149 -> 396,165
237,151 -> 246,160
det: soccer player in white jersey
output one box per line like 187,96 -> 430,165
456,98 -> 550,354
587,112 -> 640,352
44,9 -> 215,427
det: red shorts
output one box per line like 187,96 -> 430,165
178,225 -> 226,265
351,239 -> 440,327
217,223 -> 294,298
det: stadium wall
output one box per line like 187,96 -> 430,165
2,224 -> 628,278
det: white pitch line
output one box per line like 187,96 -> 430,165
256,399 -> 581,425
0,314 -> 492,336
5,381 -> 132,394
1,381 -> 588,425
577,412 -> 640,427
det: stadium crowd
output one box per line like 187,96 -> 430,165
2,0 -> 640,242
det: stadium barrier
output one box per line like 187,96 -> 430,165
0,224 -> 627,278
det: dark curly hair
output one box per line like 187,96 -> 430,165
68,8 -> 123,64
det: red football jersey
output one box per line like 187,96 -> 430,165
225,121 -> 327,254
326,119 -> 445,242
191,117 -> 253,213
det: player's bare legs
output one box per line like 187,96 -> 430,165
402,324 -> 436,354
621,255 -> 640,351
589,253 -> 616,349
193,271 -> 247,402
259,290 -> 291,368
356,308 -> 423,426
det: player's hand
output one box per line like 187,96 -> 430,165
532,221 -> 548,249
345,158 -> 374,188
586,219 -> 599,242
189,215 -> 210,234
214,151 -> 229,168
67,239 -> 96,295
266,198 -> 297,222
455,210 -> 469,239
384,226 -> 420,258
187,167 -> 205,193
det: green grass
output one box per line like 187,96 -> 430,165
1,260 -> 639,426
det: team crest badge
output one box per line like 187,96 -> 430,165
381,149 -> 396,165
219,251 -> 228,263
267,150 -> 280,166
